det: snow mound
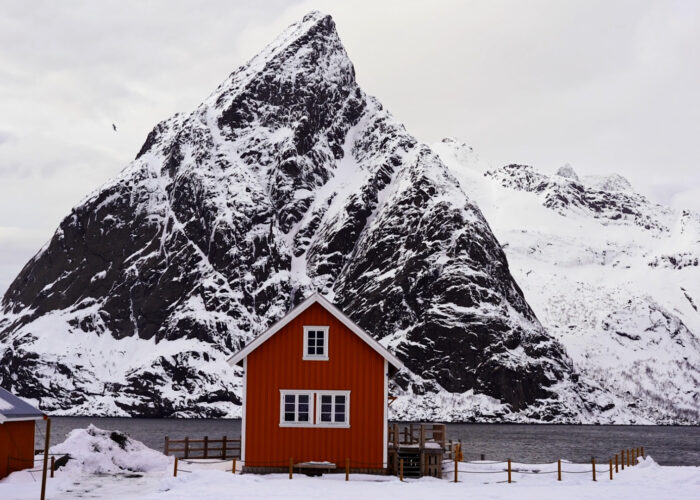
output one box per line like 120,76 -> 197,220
636,456 -> 660,469
50,425 -> 171,474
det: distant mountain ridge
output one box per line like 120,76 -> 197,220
435,138 -> 700,423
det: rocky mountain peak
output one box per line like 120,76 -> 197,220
556,163 -> 579,181
1,12 -> 596,422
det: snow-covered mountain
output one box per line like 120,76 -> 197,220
0,12 -> 596,422
434,138 -> 700,423
1,12 -> 694,424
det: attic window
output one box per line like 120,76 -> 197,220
303,326 -> 329,360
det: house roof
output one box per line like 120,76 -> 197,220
228,292 -> 404,372
0,386 -> 45,423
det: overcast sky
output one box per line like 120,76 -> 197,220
1,0 -> 699,294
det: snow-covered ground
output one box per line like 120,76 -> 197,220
3,454 -> 698,500
1,427 -> 698,499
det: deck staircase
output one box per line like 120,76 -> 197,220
397,447 -> 421,478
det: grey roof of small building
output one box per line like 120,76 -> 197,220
0,386 -> 44,422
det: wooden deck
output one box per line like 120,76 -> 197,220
388,423 -> 448,478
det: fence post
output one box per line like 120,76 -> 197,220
621,449 -> 624,470
164,436 -> 169,455
346,458 -> 350,481
626,449 -> 630,467
185,437 -> 190,459
591,457 -> 596,481
454,450 -> 458,483
480,454 -> 485,461
173,457 -> 178,477
609,459 -> 613,480
507,459 -> 512,483
400,458 -> 404,481
615,454 -> 618,473
204,436 -> 209,459
222,436 -> 227,460
557,459 -> 561,481
641,446 -> 645,458
289,458 -> 293,479
40,417 -> 51,500
50,456 -> 55,478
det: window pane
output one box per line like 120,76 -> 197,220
298,411 -> 309,422
285,402 -> 295,412
321,395 -> 331,405
285,395 -> 295,404
321,411 -> 331,422
284,412 -> 295,422
299,395 -> 308,404
316,336 -> 324,347
334,411 -> 345,422
335,395 -> 344,404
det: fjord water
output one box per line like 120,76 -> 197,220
37,418 -> 699,466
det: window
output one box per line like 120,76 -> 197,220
279,391 -> 313,426
303,326 -> 329,360
316,391 -> 350,427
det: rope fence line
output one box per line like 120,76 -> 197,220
446,443 -> 646,483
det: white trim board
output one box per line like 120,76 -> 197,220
382,359 -> 388,467
228,292 -> 403,371
241,358 -> 247,462
0,415 -> 44,424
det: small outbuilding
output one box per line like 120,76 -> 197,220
0,386 -> 45,479
229,292 -> 404,473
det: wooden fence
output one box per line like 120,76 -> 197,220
164,436 -> 241,459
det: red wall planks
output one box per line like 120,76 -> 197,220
0,420 -> 35,479
245,302 -> 385,469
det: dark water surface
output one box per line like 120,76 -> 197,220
36,418 -> 699,466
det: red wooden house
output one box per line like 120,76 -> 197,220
228,292 -> 403,473
0,386 -> 45,479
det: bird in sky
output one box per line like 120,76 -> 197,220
112,123 -> 117,132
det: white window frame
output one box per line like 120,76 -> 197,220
303,326 -> 329,361
315,390 -> 350,428
279,390 -> 315,427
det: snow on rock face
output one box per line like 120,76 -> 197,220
1,12 -> 602,421
50,425 -> 170,474
435,139 -> 700,424
556,163 -> 579,181
485,164 -> 673,233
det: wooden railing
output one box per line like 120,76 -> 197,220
388,423 -> 447,449
164,435 -> 241,459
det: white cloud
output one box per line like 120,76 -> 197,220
0,0 -> 699,294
